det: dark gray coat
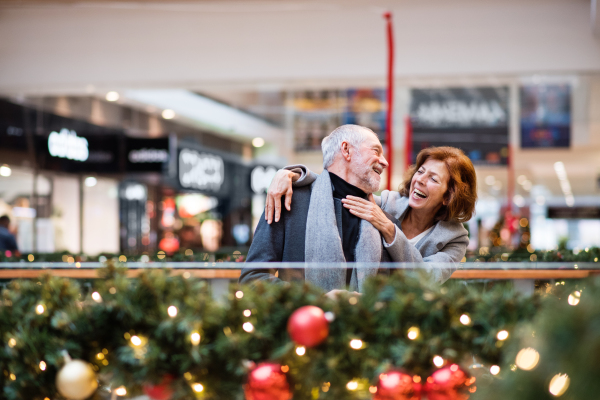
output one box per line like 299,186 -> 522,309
240,171 -> 391,292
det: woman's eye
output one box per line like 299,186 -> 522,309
431,177 -> 437,183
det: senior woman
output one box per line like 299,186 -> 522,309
265,146 -> 477,282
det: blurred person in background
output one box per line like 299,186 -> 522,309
266,146 -> 478,283
0,215 -> 19,255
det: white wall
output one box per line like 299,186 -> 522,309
52,175 -> 80,253
83,178 -> 119,255
0,0 -> 598,94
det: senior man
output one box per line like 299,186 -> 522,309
240,124 -> 395,295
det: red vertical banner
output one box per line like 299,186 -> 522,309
384,12 -> 394,190
404,115 -> 412,172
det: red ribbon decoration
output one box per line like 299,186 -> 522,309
383,11 -> 395,190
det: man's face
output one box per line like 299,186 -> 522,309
349,131 -> 388,193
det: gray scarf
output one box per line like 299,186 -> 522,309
304,170 -> 382,292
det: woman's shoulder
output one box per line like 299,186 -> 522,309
434,219 -> 469,241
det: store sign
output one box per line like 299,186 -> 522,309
178,149 -> 224,192
128,148 -> 169,163
547,207 -> 600,219
251,166 -> 278,194
47,128 -> 89,162
410,87 -> 510,165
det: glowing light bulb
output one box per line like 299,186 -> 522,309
252,137 -> 265,148
296,346 -> 306,356
242,322 -> 254,332
349,339 -> 363,349
235,291 -> 244,299
36,304 -> 45,315
346,381 -> 358,390
568,291 -> 581,306
91,292 -> 102,303
115,386 -> 127,396
192,382 -> 204,392
515,348 -> 540,370
460,314 -> 471,325
497,330 -> 509,341
549,373 -> 570,397
130,335 -> 142,346
407,326 -> 420,340
8,338 -> 16,347
433,356 -> 444,367
168,305 -> 178,317
490,365 -> 500,375
243,309 -> 252,317
39,361 -> 46,371
191,332 -> 201,345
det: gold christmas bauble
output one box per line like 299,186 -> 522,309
56,359 -> 98,400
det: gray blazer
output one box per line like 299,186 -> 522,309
240,170 -> 390,292
290,168 -> 469,283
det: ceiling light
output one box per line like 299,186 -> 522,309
485,175 -> 495,185
252,137 -> 265,148
0,165 -> 11,177
553,162 -> 574,207
517,175 -> 528,185
522,181 -> 532,191
105,91 -> 119,102
162,109 -> 176,119
84,177 -> 97,187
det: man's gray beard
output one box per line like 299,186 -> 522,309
351,150 -> 381,193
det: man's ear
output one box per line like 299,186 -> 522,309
340,141 -> 352,161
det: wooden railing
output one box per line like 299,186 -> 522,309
0,262 -> 598,280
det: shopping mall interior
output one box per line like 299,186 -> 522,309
0,0 -> 599,260
2,1 -> 600,400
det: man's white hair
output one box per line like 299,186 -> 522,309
321,124 -> 374,168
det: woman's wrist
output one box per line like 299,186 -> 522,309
381,220 -> 396,244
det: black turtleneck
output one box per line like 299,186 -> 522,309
329,172 -> 369,284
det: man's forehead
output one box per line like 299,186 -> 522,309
361,130 -> 382,146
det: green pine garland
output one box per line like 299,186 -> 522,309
1,246 -> 599,263
477,276 -> 600,400
0,263 -> 541,399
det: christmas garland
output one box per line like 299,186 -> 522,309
477,276 -> 600,400
0,263 -> 541,399
1,246 -> 598,264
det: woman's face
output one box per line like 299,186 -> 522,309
408,158 -> 450,214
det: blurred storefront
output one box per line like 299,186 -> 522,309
0,98 -> 260,257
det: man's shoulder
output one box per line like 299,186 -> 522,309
291,183 -> 313,202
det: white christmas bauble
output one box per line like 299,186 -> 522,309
56,359 -> 98,400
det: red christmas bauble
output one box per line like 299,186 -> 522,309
373,371 -> 421,400
143,374 -> 174,400
423,364 -> 471,400
244,363 -> 291,400
287,306 -> 329,347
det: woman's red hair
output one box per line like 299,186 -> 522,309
399,146 -> 477,223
